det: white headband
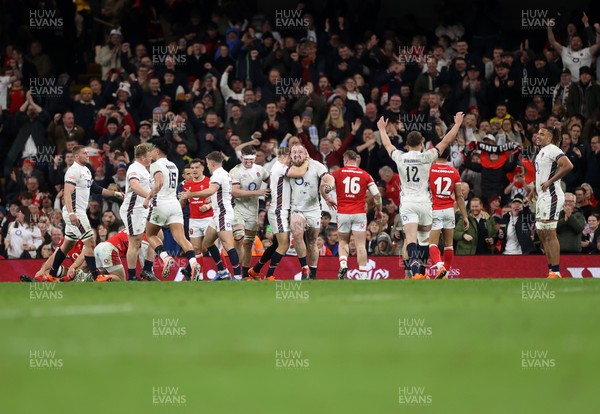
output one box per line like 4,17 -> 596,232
242,155 -> 256,161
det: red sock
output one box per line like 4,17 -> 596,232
429,244 -> 441,264
443,247 -> 454,270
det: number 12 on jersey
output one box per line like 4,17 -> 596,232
433,176 -> 452,195
406,166 -> 419,182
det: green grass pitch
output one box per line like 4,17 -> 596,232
2,279 -> 599,413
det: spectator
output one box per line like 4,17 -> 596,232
582,213 -> 599,254
498,194 -> 535,255
5,91 -> 50,176
374,232 -> 394,256
454,197 -> 498,255
4,206 -> 42,258
377,166 -> 401,206
95,29 -> 129,80
547,26 -> 600,79
557,193 -> 586,254
316,235 -> 333,256
297,117 -> 359,169
575,186 -> 593,219
585,136 -> 600,196
324,227 -> 339,256
552,68 -> 575,108
47,111 -> 85,155
560,131 -> 585,192
566,66 -> 600,120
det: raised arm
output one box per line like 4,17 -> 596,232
547,23 -> 563,54
588,23 -> 600,56
435,112 -> 465,156
377,116 -> 397,156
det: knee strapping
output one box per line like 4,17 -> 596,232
417,231 -> 430,245
537,221 -> 557,231
233,229 -> 245,241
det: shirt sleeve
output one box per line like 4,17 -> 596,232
64,166 -> 78,186
423,149 -> 439,164
229,167 -> 241,185
210,171 -> 222,187
316,161 -> 328,178
150,162 -> 161,177
391,149 -> 403,164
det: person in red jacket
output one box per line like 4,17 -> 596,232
294,116 -> 361,169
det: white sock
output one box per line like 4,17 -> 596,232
159,251 -> 169,261
189,257 -> 197,267
359,265 -> 368,280
339,256 -> 348,269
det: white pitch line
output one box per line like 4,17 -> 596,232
0,303 -> 134,319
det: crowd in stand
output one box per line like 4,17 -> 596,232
1,1 -> 600,260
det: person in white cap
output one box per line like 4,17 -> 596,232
95,28 -> 130,80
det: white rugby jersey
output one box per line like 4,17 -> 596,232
560,47 -> 592,79
123,161 -> 150,210
63,162 -> 93,214
290,159 -> 328,212
210,167 -> 234,215
391,148 -> 438,202
269,160 -> 291,213
535,144 -> 565,196
230,163 -> 269,213
150,157 -> 179,201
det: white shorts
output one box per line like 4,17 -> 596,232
536,192 -> 564,221
94,241 -> 123,273
432,207 -> 455,231
210,209 -> 233,232
120,207 -> 147,235
233,209 -> 259,232
268,209 -> 289,234
400,202 -> 432,226
189,217 -> 212,238
291,209 -> 321,229
148,199 -> 184,227
337,213 -> 367,233
63,211 -> 93,241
